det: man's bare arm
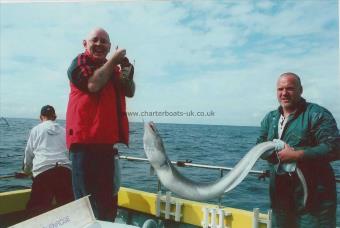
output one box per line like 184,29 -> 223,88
88,48 -> 126,93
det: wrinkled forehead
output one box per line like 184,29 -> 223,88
277,75 -> 300,88
87,29 -> 110,42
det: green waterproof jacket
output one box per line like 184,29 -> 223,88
257,98 -> 339,210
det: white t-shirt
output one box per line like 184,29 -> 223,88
278,114 -> 288,139
277,114 -> 296,173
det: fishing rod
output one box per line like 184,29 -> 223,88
0,117 -> 10,126
0,174 -> 16,179
118,155 -> 340,183
0,172 -> 30,180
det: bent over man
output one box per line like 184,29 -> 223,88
23,105 -> 74,217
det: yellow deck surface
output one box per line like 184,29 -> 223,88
0,187 -> 269,228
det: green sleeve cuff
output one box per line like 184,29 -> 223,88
302,144 -> 330,159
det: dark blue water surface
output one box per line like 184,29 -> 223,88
1,118 -> 339,224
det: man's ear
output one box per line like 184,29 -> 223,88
83,40 -> 87,48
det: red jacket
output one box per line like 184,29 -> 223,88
66,53 -> 129,149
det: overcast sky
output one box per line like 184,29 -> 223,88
1,0 -> 339,126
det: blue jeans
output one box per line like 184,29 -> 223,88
70,144 -> 116,221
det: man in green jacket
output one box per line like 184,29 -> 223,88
257,72 -> 339,228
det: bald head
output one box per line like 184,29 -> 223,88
86,27 -> 110,43
83,27 -> 111,61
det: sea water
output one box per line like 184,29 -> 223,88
0,118 -> 339,225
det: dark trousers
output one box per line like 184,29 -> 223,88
26,166 -> 74,217
70,144 -> 117,221
272,173 -> 336,228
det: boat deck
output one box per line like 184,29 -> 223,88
0,187 -> 271,228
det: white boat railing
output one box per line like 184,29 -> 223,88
119,155 -> 264,173
118,155 -> 340,183
0,155 -> 339,183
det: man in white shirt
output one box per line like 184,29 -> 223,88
21,105 -> 74,217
